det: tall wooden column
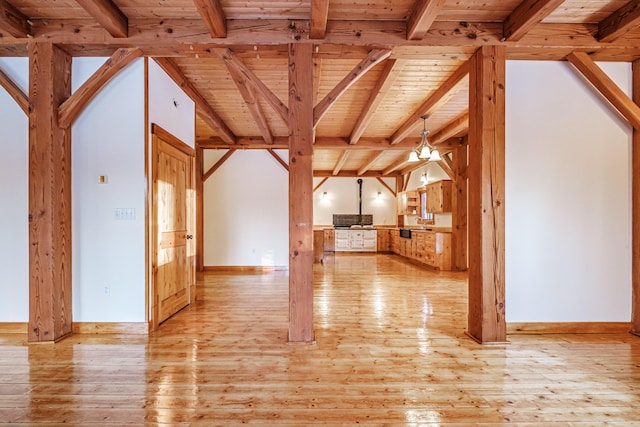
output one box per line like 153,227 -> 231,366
28,42 -> 73,342
287,43 -> 315,343
467,45 -> 506,344
452,139 -> 468,271
632,59 -> 640,336
195,146 -> 205,273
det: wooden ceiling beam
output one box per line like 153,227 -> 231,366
358,151 -> 385,175
75,0 -> 128,38
193,0 -> 226,38
224,64 -> 273,144
390,59 -> 469,144
567,51 -> 640,130
597,0 -> 640,43
7,20 -> 640,60
350,59 -> 406,144
154,57 -> 236,144
332,150 -> 350,175
314,48 -> 391,127
0,0 -> 30,38
429,111 -> 469,145
310,0 -> 329,39
212,47 -> 289,125
406,0 -> 447,40
197,136 -> 422,150
314,170 -> 400,178
382,154 -> 410,175
0,66 -> 28,114
58,48 -> 142,128
503,0 -> 565,42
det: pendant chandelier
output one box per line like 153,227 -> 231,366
408,115 -> 441,162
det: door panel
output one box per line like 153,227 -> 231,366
152,128 -> 194,326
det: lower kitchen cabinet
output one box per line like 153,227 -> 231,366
376,229 -> 391,252
390,230 -> 452,270
323,228 -> 335,252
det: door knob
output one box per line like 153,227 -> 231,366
186,235 -> 193,239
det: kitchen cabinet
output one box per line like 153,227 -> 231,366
397,190 -> 419,215
425,180 -> 452,213
376,229 -> 391,252
389,229 -> 452,270
323,228 -> 335,252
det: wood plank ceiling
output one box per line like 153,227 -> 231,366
2,0 -> 640,177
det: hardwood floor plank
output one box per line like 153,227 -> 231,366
0,254 -> 639,424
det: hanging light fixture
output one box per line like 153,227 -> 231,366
418,115 -> 431,159
408,115 -> 438,163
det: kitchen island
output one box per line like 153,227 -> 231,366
390,227 -> 452,271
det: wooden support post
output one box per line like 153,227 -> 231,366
195,146 -> 204,273
632,59 -> 640,337
452,140 -> 468,271
467,45 -> 507,344
396,175 -> 404,227
28,42 -> 73,342
288,43 -> 315,343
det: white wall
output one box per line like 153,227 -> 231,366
72,58 -> 146,322
204,150 -> 289,267
148,59 -> 195,148
0,58 -> 29,322
506,61 -> 632,322
313,177 -> 397,226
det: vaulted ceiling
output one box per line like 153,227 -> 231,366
2,0 -> 640,177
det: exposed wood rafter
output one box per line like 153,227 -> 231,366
203,148 -> 236,181
436,155 -> 455,180
597,0 -> 640,42
313,177 -> 329,192
390,60 -> 470,144
267,148 -> 289,171
212,48 -> 289,125
75,0 -> 128,38
193,0 -> 226,38
310,0 -> 330,39
350,59 -> 406,144
332,150 -> 350,175
0,67 -> 28,114
376,177 -> 396,196
58,48 -> 142,128
567,51 -> 640,130
154,57 -> 236,145
406,0 -> 447,40
429,111 -> 469,145
382,154 -> 410,176
314,48 -> 391,127
197,136 -> 421,150
502,0 -> 565,42
0,0 -> 30,37
358,151 -> 385,175
224,64 -> 273,144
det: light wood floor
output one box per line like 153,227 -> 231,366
1,253 -> 640,425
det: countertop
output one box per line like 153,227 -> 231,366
313,226 -> 452,233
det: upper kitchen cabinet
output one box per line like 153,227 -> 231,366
425,180 -> 452,214
397,191 -> 419,216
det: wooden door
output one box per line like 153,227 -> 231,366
152,125 -> 195,326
